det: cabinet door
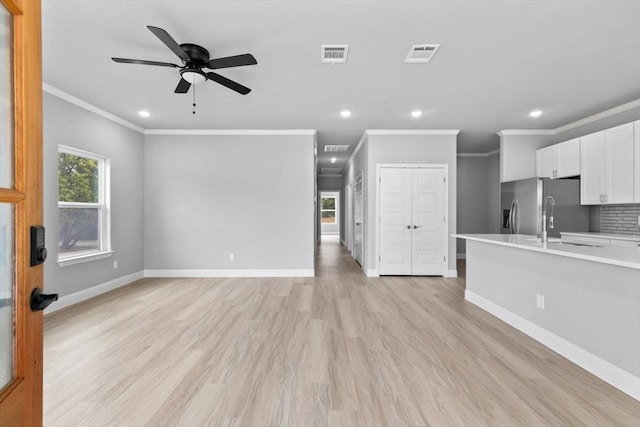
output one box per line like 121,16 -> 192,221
558,138 -> 580,178
605,123 -> 634,204
536,145 -> 558,178
580,131 -> 605,205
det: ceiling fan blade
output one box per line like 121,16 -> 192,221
174,78 -> 191,94
111,57 -> 180,68
206,72 -> 251,95
147,25 -> 190,62
207,54 -> 257,70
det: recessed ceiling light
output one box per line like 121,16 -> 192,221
138,110 -> 151,118
330,157 -> 337,164
411,110 -> 422,118
529,110 -> 543,118
340,110 -> 351,118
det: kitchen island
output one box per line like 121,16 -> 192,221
456,234 -> 640,400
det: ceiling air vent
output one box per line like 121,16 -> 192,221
324,145 -> 350,152
405,44 -> 440,63
321,45 -> 349,64
321,168 -> 342,175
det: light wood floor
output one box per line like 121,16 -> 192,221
44,236 -> 640,426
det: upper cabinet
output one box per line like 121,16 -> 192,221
580,122 -> 635,205
536,138 -> 580,179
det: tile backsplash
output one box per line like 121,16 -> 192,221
600,204 -> 640,235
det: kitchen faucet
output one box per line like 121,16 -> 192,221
541,196 -> 555,243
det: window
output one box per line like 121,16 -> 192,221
321,196 -> 337,224
58,146 -> 110,264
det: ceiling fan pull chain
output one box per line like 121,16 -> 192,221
192,81 -> 196,114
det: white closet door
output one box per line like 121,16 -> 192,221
379,168 -> 412,275
411,169 -> 445,276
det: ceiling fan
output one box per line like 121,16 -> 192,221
111,25 -> 257,95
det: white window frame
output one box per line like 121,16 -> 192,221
57,145 -> 112,266
321,195 -> 338,225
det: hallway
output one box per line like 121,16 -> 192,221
43,237 -> 639,426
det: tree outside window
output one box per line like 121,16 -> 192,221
58,147 -> 110,260
321,196 -> 336,224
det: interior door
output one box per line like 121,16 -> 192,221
379,167 -> 446,276
0,0 -> 44,425
344,184 -> 352,253
411,169 -> 445,276
353,173 -> 364,266
379,168 -> 412,275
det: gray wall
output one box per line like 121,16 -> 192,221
456,152 -> 500,257
43,93 -> 145,297
144,134 -> 315,272
365,133 -> 458,273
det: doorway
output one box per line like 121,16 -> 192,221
320,191 -> 340,237
377,165 -> 448,276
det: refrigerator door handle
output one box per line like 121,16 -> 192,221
513,199 -> 519,234
508,199 -> 514,234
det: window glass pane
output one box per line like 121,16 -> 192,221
321,197 -> 335,210
0,203 -> 14,390
58,153 -> 99,203
58,207 -> 100,258
321,211 -> 336,224
0,8 -> 13,189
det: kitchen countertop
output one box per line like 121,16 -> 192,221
455,234 -> 640,270
560,232 -> 640,242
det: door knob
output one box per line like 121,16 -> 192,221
406,225 -> 411,229
30,288 -> 58,312
413,225 -> 421,229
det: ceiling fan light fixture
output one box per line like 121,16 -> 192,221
181,69 -> 207,85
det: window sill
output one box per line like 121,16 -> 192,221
58,251 -> 114,267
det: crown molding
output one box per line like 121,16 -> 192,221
553,98 -> 640,134
42,83 -> 144,134
144,129 -> 317,136
497,129 -> 554,136
347,132 -> 368,164
365,129 -> 461,136
498,98 -> 640,137
457,148 -> 500,157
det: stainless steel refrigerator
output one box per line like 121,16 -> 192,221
500,177 -> 589,237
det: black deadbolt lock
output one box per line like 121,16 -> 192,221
30,226 -> 47,266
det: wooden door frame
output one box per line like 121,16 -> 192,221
0,0 -> 43,425
375,164 -> 449,278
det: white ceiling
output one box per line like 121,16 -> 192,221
42,1 -> 640,172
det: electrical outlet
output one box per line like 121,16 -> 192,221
536,294 -> 545,309
229,253 -> 235,261
113,260 -> 118,269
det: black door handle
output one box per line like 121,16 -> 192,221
30,288 -> 58,312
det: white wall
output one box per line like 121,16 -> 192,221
43,93 -> 145,297
144,133 -> 315,275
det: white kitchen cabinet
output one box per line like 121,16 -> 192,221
536,138 -> 580,179
580,123 -> 635,205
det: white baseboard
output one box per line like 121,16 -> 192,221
143,269 -> 315,278
457,253 -> 466,260
465,290 -> 640,401
366,269 -> 379,277
45,271 -> 144,315
446,269 -> 458,278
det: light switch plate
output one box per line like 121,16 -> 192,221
536,294 -> 545,309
